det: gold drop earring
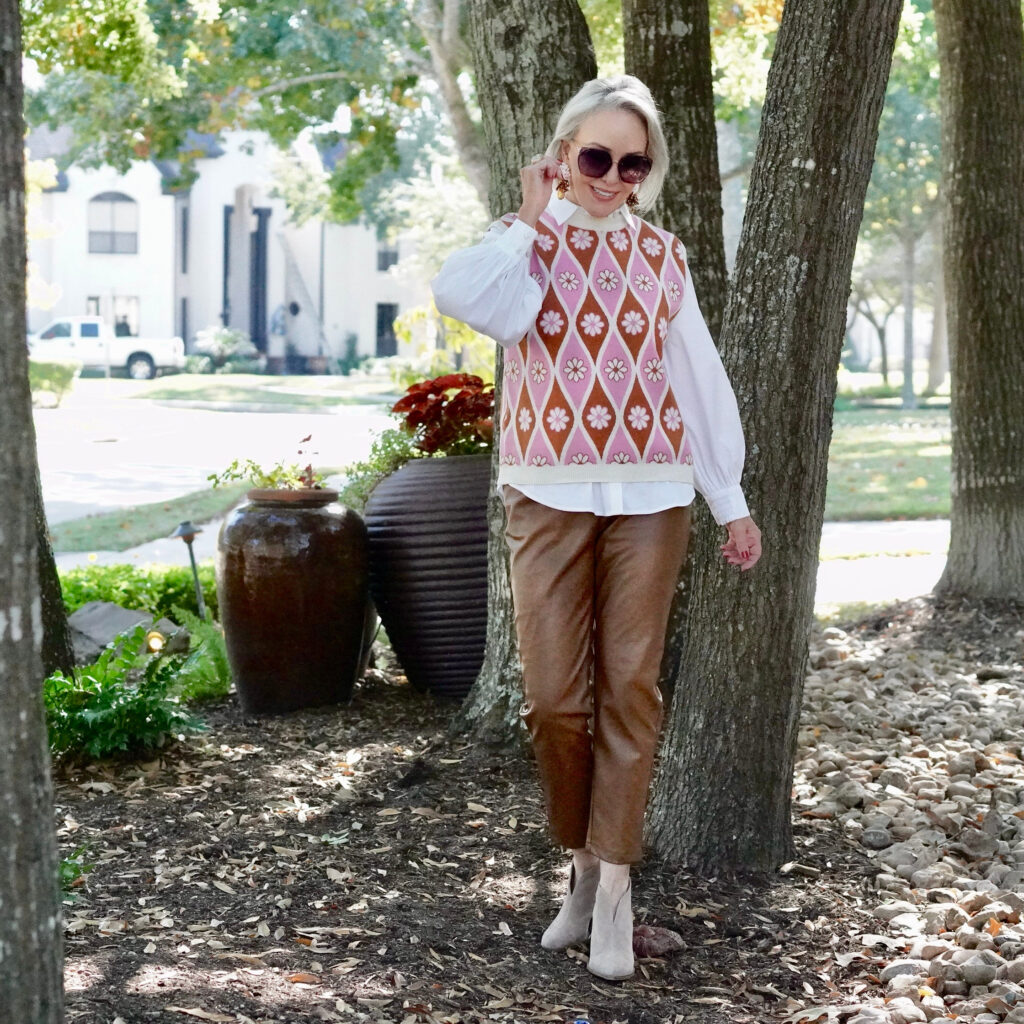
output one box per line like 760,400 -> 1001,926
626,191 -> 640,211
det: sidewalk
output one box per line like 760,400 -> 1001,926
55,516 -> 952,613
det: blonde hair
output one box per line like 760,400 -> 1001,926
544,75 -> 668,213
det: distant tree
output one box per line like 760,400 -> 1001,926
647,0 -> 903,872
0,0 -> 65,1015
934,0 -> 1024,601
860,0 -> 941,408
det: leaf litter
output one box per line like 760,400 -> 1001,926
57,598 -> 1017,1024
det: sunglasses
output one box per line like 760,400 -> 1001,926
574,145 -> 653,184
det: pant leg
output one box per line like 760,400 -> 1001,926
503,489 -> 598,851
588,506 -> 691,864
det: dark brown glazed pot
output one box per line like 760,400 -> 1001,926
216,488 -> 369,714
363,454 -> 489,700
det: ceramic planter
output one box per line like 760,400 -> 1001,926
363,454 -> 490,700
216,488 -> 369,714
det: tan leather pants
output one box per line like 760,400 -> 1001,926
503,489 -> 690,864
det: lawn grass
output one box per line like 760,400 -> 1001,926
824,408 -> 950,521
49,483 -> 251,552
137,374 -> 396,408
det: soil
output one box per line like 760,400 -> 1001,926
57,595 -> 1023,1024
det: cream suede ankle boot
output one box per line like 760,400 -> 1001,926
540,864 -> 599,950
587,881 -> 634,981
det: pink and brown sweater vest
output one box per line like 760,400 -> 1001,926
498,210 -> 694,485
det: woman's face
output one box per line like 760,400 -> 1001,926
561,106 -> 649,219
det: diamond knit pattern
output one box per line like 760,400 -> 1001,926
499,211 -> 694,483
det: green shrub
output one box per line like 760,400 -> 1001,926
29,360 -> 80,405
169,605 -> 232,702
59,563 -> 219,623
184,354 -> 215,374
44,626 -> 204,761
337,427 -> 424,513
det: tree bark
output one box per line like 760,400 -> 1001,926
622,0 -> 730,695
455,0 -> 596,742
934,0 -> 1024,602
901,231 -> 918,409
623,0 -> 728,339
648,0 -> 902,874
0,0 -> 65,1015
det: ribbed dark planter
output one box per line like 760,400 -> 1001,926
363,454 -> 490,700
216,489 -> 369,714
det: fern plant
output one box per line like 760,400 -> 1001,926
44,626 -> 204,761
170,605 -> 233,702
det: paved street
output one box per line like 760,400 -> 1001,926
35,379 -> 393,524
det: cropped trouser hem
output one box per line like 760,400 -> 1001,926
503,490 -> 690,865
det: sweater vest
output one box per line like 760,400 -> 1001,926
497,210 -> 694,485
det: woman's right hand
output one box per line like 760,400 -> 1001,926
518,155 -> 561,228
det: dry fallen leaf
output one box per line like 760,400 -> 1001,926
633,924 -> 684,958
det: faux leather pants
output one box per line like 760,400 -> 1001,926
503,489 -> 690,864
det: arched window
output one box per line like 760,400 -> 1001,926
88,192 -> 139,254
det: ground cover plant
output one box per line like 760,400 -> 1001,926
45,626 -> 203,761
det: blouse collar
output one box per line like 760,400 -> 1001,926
547,192 -> 639,233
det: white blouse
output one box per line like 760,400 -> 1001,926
432,194 -> 750,526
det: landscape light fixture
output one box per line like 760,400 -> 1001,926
171,520 -> 207,621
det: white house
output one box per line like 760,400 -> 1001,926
27,129 -> 429,371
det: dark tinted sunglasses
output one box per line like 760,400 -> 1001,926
575,146 -> 653,184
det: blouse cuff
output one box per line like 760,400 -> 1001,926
494,218 -> 537,257
701,485 -> 750,526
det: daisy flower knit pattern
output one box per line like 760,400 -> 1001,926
498,210 -> 695,484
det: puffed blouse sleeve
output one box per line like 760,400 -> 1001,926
431,218 -> 544,349
663,251 -> 751,526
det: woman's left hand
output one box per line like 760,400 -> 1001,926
721,516 -> 762,571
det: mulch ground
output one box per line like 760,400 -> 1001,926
56,595 -> 1023,1024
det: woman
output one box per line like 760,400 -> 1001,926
433,75 -> 762,982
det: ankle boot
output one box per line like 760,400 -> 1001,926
587,881 -> 634,981
541,864 -> 599,950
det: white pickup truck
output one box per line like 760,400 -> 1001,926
27,316 -> 186,380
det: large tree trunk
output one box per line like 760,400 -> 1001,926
647,0 -> 902,873
934,0 -> 1024,602
623,0 -> 728,338
901,230 -> 918,409
455,0 -> 596,742
0,0 -> 65,1016
622,0 -> 729,694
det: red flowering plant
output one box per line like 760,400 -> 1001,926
390,373 -> 494,456
337,374 -> 494,512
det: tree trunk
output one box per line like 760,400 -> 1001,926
455,0 -> 596,742
0,0 -> 65,1015
926,244 -> 948,396
880,316 -> 889,384
901,231 -> 918,409
647,0 -> 902,874
34,471 -> 75,678
934,0 -> 1024,601
622,0 -> 730,694
623,0 -> 728,339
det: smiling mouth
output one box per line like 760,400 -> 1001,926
591,185 -> 617,200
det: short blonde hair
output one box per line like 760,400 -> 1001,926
545,75 -> 668,213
